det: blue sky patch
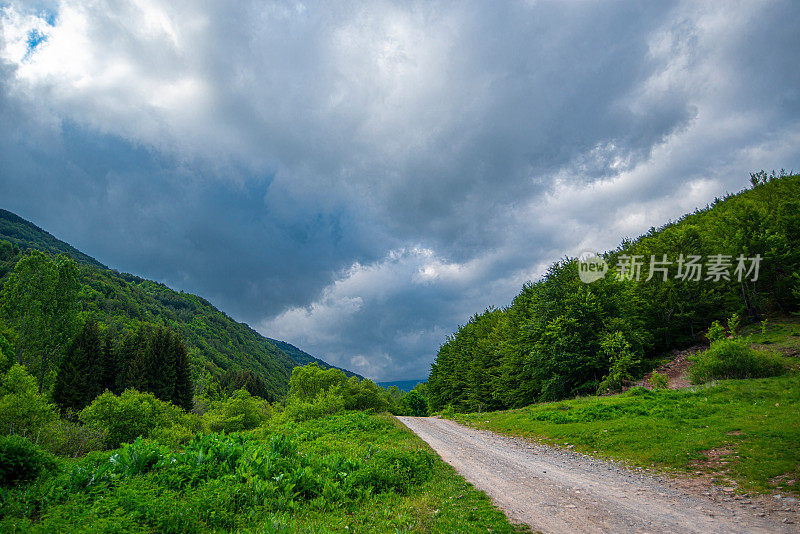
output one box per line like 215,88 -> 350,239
24,28 -> 48,61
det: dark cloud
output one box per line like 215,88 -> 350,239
2,1 -> 799,379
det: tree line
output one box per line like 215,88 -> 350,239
53,322 -> 193,414
428,171 -> 800,412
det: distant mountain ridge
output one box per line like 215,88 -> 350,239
265,338 -> 364,379
0,208 -> 359,399
0,209 -> 106,268
378,380 -> 425,392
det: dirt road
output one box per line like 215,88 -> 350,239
397,416 -> 799,533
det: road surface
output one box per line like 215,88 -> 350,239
397,416 -> 798,533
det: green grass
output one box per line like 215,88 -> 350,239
0,412 -> 527,533
452,318 -> 800,496
454,375 -> 799,496
742,316 -> 800,354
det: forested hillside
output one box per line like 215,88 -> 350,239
428,172 -> 800,412
266,338 -> 363,379
0,209 -> 105,269
0,209 -> 352,401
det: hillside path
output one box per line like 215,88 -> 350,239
396,416 -> 799,534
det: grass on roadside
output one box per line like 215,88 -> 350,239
0,412 -> 528,533
452,317 -> 800,497
454,375 -> 800,496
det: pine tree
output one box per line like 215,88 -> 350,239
147,327 -> 175,402
119,326 -> 150,392
171,332 -> 193,411
99,334 -> 118,393
53,322 -> 103,413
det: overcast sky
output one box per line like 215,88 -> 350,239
1,1 -> 799,380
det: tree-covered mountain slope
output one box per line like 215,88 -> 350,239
0,209 -> 354,400
265,338 -> 363,379
0,209 -> 106,269
428,172 -> 800,412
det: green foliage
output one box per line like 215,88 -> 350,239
0,327 -> 13,375
706,320 -> 726,343
597,331 -> 639,394
282,389 -> 346,422
429,173 -> 800,412
0,240 -> 297,405
0,210 -> 104,267
440,404 -> 455,419
727,313 -> 741,337
46,419 -> 108,457
202,389 -> 272,433
456,372 -> 800,495
0,412 -> 519,532
288,364 -> 348,402
79,389 -> 198,448
399,390 -> 428,416
283,364 -> 389,421
0,435 -> 57,486
0,364 -> 59,439
266,337 -> 363,378
53,322 -> 103,413
689,338 -> 786,384
649,371 -> 669,390
0,250 -> 81,392
346,449 -> 434,494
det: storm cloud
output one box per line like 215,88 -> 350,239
2,1 -> 799,379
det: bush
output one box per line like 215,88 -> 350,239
46,419 -> 107,457
399,390 -> 428,416
202,389 -> 272,433
706,320 -> 726,344
597,331 -> 639,394
80,389 -> 198,448
441,404 -> 455,419
0,435 -> 57,486
347,450 -> 434,495
282,364 -> 391,422
282,390 -> 345,422
340,377 -> 388,412
689,338 -> 786,384
0,364 -> 59,440
650,371 -> 669,390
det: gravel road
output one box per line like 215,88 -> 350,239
397,416 -> 799,534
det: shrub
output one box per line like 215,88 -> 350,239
0,364 -> 59,440
0,435 -> 57,486
347,450 -> 434,494
597,331 -> 639,394
706,320 -> 726,344
288,364 -> 345,402
80,389 -> 197,448
689,338 -> 786,384
202,389 -> 272,433
282,390 -> 345,422
727,313 -> 741,337
340,377 -> 388,412
46,419 -> 107,457
441,404 -> 455,419
399,390 -> 428,416
150,424 -> 197,447
650,371 -> 669,390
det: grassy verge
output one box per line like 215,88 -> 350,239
454,375 -> 799,495
0,412 -> 526,533
452,319 -> 800,497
